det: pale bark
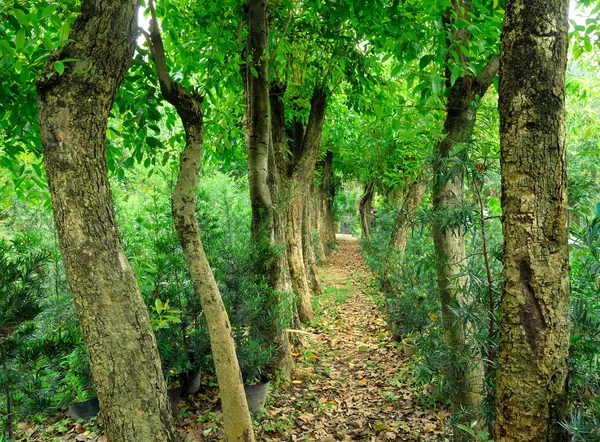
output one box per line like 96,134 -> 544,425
390,177 -> 430,254
382,176 -> 430,294
242,0 -> 293,381
145,7 -> 255,441
432,0 -> 500,432
36,1 -> 176,441
359,180 -> 375,239
285,192 -> 315,322
495,0 -> 570,439
303,182 -> 322,295
270,85 -> 328,323
317,150 -> 337,257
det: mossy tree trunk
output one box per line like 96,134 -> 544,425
495,0 -> 570,439
432,1 -> 500,432
145,7 -> 255,441
382,176 -> 430,293
36,1 -> 176,441
316,150 -> 337,258
242,0 -> 293,380
303,182 -> 322,295
270,84 -> 328,324
359,180 -> 375,239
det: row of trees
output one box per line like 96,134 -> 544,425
1,0 -> 588,440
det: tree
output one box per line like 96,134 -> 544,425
242,0 -> 293,379
429,0 -> 500,432
143,3 -> 256,439
35,0 -> 177,440
495,0 -> 570,439
314,150 -> 337,259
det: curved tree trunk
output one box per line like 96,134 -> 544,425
495,0 -> 570,440
432,2 -> 500,430
242,0 -> 293,380
359,180 -> 375,239
36,1 -> 176,441
145,8 -> 255,441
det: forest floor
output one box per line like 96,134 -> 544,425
17,236 -> 449,442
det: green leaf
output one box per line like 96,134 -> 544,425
58,22 -> 71,44
40,4 -> 58,19
390,63 -> 402,77
155,299 -> 163,314
53,60 -> 65,75
15,29 -> 26,50
124,157 -> 135,168
419,55 -> 433,70
12,9 -> 29,27
250,66 -> 258,78
146,136 -> 160,148
147,107 -> 161,121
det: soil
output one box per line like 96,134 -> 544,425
16,236 -> 449,442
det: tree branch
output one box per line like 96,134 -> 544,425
147,0 -> 175,100
476,55 -> 500,90
270,8 -> 293,63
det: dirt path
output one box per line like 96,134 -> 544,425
255,237 -> 449,442
23,237 -> 448,442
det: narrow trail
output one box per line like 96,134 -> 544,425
24,237 -> 449,442
256,236 -> 449,441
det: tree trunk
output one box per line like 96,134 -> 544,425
432,10 -> 500,428
145,9 -> 255,441
242,0 -> 293,381
495,0 -> 570,439
285,189 -> 315,322
244,0 -> 272,241
390,177 -> 430,254
36,2 -> 176,441
382,176 -> 430,293
316,150 -> 336,258
270,84 -> 327,324
303,182 -> 322,295
359,180 -> 375,239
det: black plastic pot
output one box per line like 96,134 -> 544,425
244,376 -> 270,413
68,388 -> 181,420
68,397 -> 99,420
180,368 -> 202,397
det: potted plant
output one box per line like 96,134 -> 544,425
237,336 -> 274,413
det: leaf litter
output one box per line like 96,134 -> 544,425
15,237 -> 449,441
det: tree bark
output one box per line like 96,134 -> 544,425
303,182 -> 322,295
390,177 -> 430,254
145,7 -> 255,441
285,190 -> 315,322
242,0 -> 293,381
432,1 -> 500,431
382,176 -> 430,293
36,1 -> 176,441
243,0 -> 272,241
270,84 -> 328,323
495,0 -> 570,440
316,150 -> 336,259
359,180 -> 375,239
